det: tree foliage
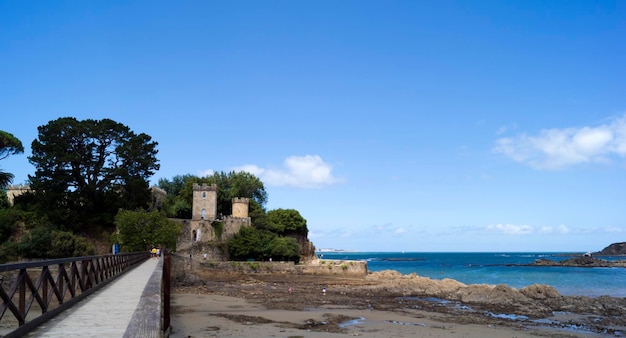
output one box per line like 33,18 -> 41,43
28,117 -> 159,230
264,208 -> 308,235
0,130 -> 24,188
226,226 -> 300,262
0,208 -> 20,242
114,209 -> 182,252
0,130 -> 24,161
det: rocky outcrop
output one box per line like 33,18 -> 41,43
365,270 -> 626,318
532,256 -> 626,267
596,242 -> 626,255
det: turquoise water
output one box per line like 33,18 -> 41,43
317,252 -> 626,298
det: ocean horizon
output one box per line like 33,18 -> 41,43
316,251 -> 626,298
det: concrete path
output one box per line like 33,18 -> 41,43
26,258 -> 159,338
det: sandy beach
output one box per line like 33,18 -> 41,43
169,271 -> 626,337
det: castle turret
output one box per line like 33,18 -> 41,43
192,183 -> 217,221
231,197 -> 250,218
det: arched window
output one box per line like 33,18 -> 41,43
192,230 -> 197,241
201,209 -> 206,220
202,191 -> 206,199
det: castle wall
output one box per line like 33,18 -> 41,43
221,216 -> 251,237
175,217 -> 251,254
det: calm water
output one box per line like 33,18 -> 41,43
317,252 -> 626,298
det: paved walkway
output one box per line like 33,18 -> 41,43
26,258 -> 159,338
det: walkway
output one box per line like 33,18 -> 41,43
26,258 -> 159,337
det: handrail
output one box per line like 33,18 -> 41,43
0,252 -> 149,337
123,249 -> 171,338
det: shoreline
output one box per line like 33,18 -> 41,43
170,267 -> 626,337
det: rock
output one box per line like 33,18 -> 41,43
531,256 -> 626,267
459,284 -> 529,305
520,284 -> 562,299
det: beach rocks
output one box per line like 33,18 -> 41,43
531,256 -> 626,267
519,284 -> 562,300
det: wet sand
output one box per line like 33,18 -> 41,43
169,272 -> 626,337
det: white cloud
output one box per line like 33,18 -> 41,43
540,225 -> 570,234
604,227 -> 625,233
233,155 -> 339,189
367,223 -> 411,237
233,164 -> 265,177
197,169 -> 215,177
394,228 -> 407,235
494,114 -> 626,169
486,224 -> 534,235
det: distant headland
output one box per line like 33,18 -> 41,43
594,242 -> 626,256
530,242 -> 626,268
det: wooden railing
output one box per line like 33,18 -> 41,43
123,250 -> 171,337
163,251 -> 171,335
0,252 -> 149,337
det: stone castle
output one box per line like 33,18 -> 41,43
175,183 -> 251,255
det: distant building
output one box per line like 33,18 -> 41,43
5,184 -> 31,206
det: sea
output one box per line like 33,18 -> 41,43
316,252 -> 626,298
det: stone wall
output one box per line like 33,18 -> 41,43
171,254 -> 368,285
296,260 -> 368,276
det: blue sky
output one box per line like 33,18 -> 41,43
1,1 -> 625,252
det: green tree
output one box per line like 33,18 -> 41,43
226,226 -> 274,260
28,117 -> 159,230
114,209 -> 181,252
264,209 -> 308,235
0,208 -> 20,242
0,190 -> 10,209
157,174 -> 196,218
226,226 -> 301,262
0,130 -> 24,188
267,236 -> 300,261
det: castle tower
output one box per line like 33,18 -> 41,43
232,197 -> 250,218
192,183 -> 217,221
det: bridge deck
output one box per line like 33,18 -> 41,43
25,257 -> 159,337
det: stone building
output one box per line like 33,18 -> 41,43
176,183 -> 251,256
5,184 -> 31,206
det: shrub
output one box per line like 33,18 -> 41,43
212,221 -> 224,239
49,231 -> 96,258
19,226 -> 52,259
0,241 -> 19,263
246,262 -> 260,270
